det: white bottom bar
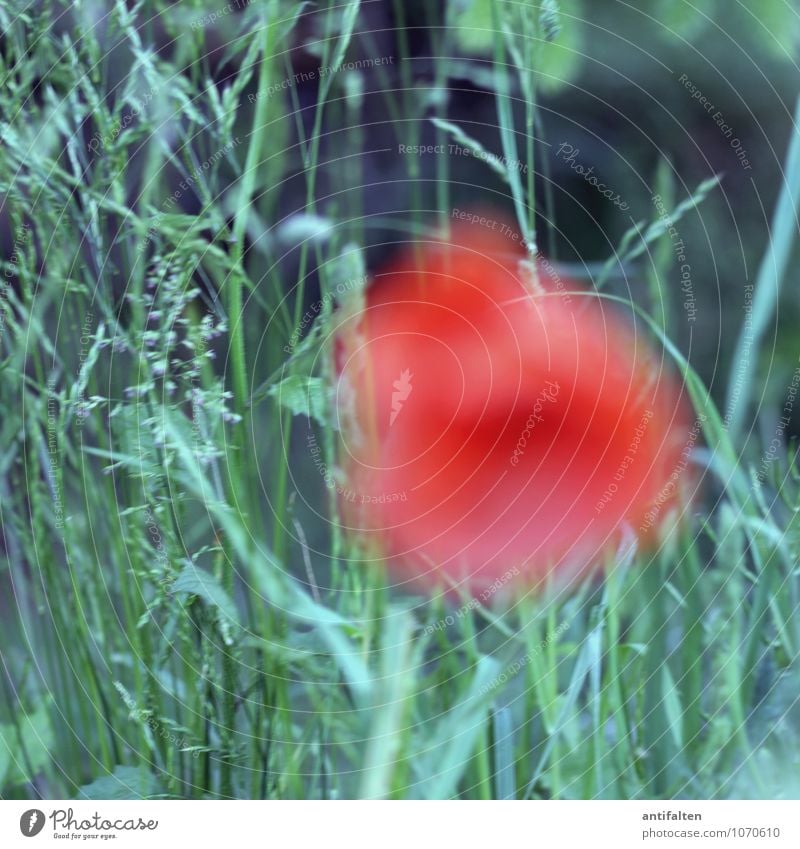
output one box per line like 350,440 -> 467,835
1,800 -> 798,848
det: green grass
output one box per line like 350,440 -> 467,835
1,0 -> 799,800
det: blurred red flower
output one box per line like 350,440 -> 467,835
334,223 -> 694,594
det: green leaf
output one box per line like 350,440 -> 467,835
411,654 -> 502,799
77,765 -> 161,800
726,95 -> 800,440
661,665 -> 685,749
0,700 -> 55,788
161,408 -> 372,708
320,0 -> 361,100
492,707 -> 517,799
358,609 -> 421,799
267,375 -> 331,427
524,621 -> 603,798
429,118 -> 509,184
172,562 -> 241,629
325,242 -> 367,304
595,173 -> 723,289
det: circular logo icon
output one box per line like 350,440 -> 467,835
20,809 -> 45,837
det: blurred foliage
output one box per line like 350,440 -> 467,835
451,0 -> 583,91
451,0 -> 800,73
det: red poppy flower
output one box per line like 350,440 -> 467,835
334,222 -> 694,594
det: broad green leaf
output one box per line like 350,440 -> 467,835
77,765 -> 161,800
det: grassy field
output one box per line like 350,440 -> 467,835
1,0 -> 799,800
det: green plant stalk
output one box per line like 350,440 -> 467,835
432,4 -> 452,237
391,0 -> 424,222
598,569 -> 626,799
535,113 -> 558,260
225,13 -> 283,787
230,7 -> 279,450
492,1 -> 534,253
273,0 -> 361,563
641,556 -> 671,797
680,530 -> 705,751
215,548 -> 238,798
79,268 -> 163,771
647,158 -> 676,336
29,363 -> 117,774
523,11 -> 538,242
726,95 -> 800,441
458,604 -> 492,800
0,656 -> 39,794
3,311 -> 87,788
586,605 -> 606,799
740,541 -> 778,709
